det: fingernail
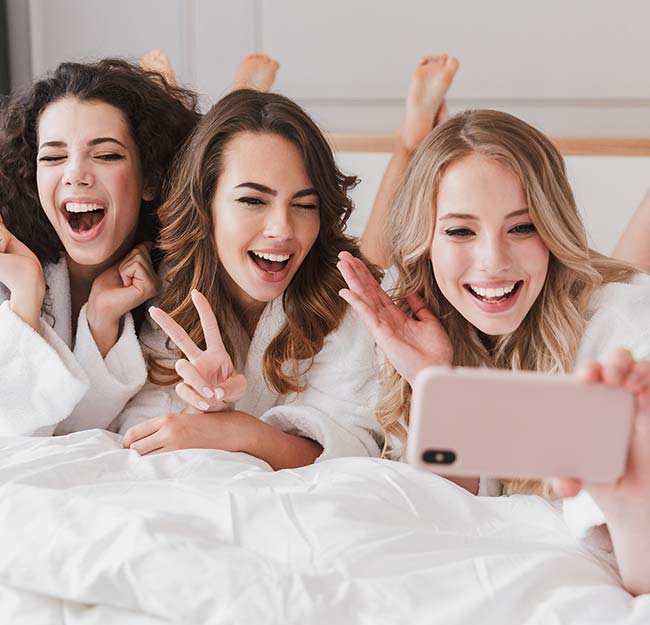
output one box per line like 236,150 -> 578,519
197,401 -> 209,411
202,387 -> 214,399
214,388 -> 225,400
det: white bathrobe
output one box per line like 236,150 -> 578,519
113,297 -> 383,461
0,258 -> 148,436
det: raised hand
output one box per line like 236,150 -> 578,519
552,349 -> 650,595
149,289 -> 247,412
0,214 -> 45,331
87,242 -> 161,356
336,251 -> 453,385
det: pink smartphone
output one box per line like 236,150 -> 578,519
407,367 -> 635,483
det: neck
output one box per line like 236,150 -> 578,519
222,271 -> 267,338
66,256 -> 110,303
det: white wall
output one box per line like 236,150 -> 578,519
9,0 -> 650,136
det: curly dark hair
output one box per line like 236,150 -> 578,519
0,58 -> 200,265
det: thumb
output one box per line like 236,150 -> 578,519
214,372 -> 247,404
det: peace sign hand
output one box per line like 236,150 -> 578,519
337,251 -> 453,385
149,289 -> 247,412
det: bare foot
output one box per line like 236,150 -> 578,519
232,53 -> 279,92
400,54 -> 459,152
140,48 -> 177,86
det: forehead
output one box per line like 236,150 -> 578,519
37,97 -> 133,145
436,153 -> 527,217
220,131 -> 311,185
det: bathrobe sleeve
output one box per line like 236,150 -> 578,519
54,304 -> 148,434
0,298 -> 88,436
110,317 -> 184,434
258,310 -> 384,461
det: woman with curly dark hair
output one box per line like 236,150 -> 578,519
0,50 -> 282,437
0,56 -> 203,436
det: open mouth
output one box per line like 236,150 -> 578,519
64,202 -> 106,234
464,281 -> 523,304
248,250 -> 293,274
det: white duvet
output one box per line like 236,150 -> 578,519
0,430 -> 648,625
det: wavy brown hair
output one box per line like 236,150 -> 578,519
0,58 -> 200,266
377,110 -> 638,495
150,89 -> 381,393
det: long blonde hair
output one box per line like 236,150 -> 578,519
149,89 -> 381,393
378,110 -> 637,494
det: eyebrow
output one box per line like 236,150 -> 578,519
38,137 -> 128,150
438,208 -> 530,221
234,182 -> 319,200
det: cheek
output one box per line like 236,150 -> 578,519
430,239 -> 468,288
523,239 -> 550,284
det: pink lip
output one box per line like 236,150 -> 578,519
248,252 -> 295,284
464,281 -> 523,313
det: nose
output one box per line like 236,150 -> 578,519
263,204 -> 294,240
476,233 -> 512,274
62,155 -> 93,188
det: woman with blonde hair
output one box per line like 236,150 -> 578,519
338,109 -> 650,595
116,89 -> 383,469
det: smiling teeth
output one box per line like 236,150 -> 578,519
470,283 -> 517,298
65,202 -> 105,213
251,251 -> 291,262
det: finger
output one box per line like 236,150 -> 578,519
337,257 -> 387,312
575,360 -> 603,384
130,430 -> 166,456
122,416 -> 164,448
550,477 -> 583,498
149,305 -> 203,361
339,288 -> 381,332
175,382 -> 211,412
405,292 -> 436,321
191,289 -> 225,351
175,359 -> 214,400
214,372 -> 248,404
120,258 -> 160,297
602,348 -> 635,386
625,361 -> 650,394
347,254 -> 395,309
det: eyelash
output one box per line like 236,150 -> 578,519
236,197 -> 319,211
444,223 -> 537,238
38,153 -> 125,163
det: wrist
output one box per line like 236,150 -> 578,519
10,280 -> 45,332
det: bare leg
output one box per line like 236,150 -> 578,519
232,53 -> 280,92
360,55 -> 459,268
613,189 -> 650,272
140,48 -> 177,86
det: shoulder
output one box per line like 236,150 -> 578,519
316,307 -> 378,371
579,273 -> 650,362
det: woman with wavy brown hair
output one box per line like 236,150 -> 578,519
118,89 -> 384,469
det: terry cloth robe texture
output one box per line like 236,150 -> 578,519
0,257 -> 148,436
113,296 -> 383,461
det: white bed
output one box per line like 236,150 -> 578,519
0,430 -> 649,624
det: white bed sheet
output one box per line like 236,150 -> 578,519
0,430 -> 648,625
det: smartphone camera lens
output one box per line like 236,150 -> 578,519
422,449 -> 456,465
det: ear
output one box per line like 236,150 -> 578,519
142,186 -> 155,202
